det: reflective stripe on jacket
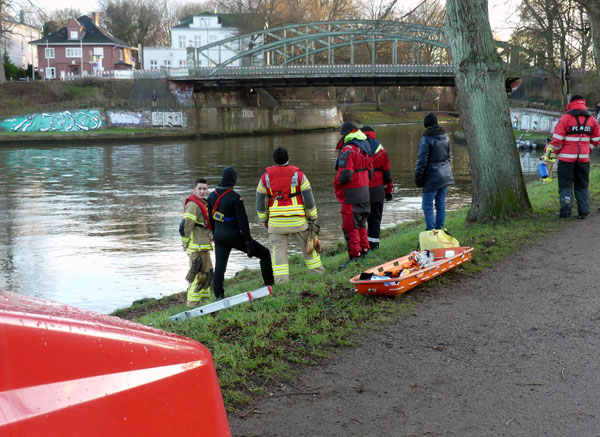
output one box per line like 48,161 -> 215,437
334,130 -> 372,204
552,99 -> 600,163
182,198 -> 212,254
257,164 -> 318,233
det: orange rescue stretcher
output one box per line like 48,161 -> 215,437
350,247 -> 474,296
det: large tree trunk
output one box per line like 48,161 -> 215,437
575,0 -> 600,75
445,0 -> 531,222
0,62 -> 6,85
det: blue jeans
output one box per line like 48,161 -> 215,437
422,187 -> 447,230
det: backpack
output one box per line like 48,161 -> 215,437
419,229 -> 459,250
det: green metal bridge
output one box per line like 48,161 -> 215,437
164,20 -> 519,88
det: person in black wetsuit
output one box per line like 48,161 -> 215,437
207,166 -> 274,299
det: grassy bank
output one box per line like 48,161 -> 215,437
342,108 -> 457,125
113,166 -> 600,412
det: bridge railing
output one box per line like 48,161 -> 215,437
167,64 -> 454,79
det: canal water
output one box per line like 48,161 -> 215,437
0,123 -> 550,314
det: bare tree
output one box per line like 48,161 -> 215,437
99,0 -> 169,47
445,0 -> 531,222
40,8 -> 83,38
574,0 -> 600,73
0,0 -> 20,84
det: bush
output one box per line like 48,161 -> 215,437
3,53 -> 27,80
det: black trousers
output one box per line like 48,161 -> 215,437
367,200 -> 384,249
213,234 -> 273,299
557,160 -> 590,216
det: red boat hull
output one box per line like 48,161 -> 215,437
0,292 -> 230,436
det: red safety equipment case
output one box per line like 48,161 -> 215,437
0,291 -> 230,436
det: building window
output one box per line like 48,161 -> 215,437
179,35 -> 186,48
164,60 -> 171,67
70,30 -> 78,39
179,60 -> 186,67
119,49 -> 123,61
150,60 -> 158,68
194,35 -> 201,47
66,48 -> 82,58
45,67 -> 56,79
93,47 -> 104,56
45,48 -> 55,59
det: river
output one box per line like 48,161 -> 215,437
0,122 -> 551,313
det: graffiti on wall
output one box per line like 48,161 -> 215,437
0,110 -> 104,132
108,111 -> 143,126
106,110 -> 189,128
151,111 -> 188,128
510,110 -> 560,134
169,82 -> 194,106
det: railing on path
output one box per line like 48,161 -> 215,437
0,98 -> 339,117
508,99 -> 562,113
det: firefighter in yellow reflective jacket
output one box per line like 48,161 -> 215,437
256,147 -> 325,283
181,177 -> 213,307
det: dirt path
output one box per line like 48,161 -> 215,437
229,213 -> 600,436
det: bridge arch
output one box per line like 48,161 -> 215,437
193,20 -> 449,75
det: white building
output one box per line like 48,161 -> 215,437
1,12 -> 41,72
143,14 -> 244,70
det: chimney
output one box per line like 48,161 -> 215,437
91,12 -> 99,26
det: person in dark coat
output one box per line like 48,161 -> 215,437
414,113 -> 455,230
207,166 -> 274,299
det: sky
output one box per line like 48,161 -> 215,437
29,0 -> 521,40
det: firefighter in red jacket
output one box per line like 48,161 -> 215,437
552,94 -> 600,219
334,121 -> 372,267
361,126 -> 393,250
256,147 -> 324,283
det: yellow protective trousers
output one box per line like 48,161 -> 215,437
187,250 -> 213,302
269,230 -> 324,284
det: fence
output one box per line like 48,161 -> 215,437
508,99 -> 562,112
0,98 -> 339,118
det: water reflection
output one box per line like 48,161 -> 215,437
0,123 -> 559,313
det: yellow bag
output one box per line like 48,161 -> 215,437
419,229 -> 459,250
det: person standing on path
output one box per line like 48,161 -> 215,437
552,94 -> 600,219
181,177 -> 213,307
540,137 -> 556,184
151,90 -> 157,107
414,113 -> 454,231
361,126 -> 393,250
256,147 -> 324,283
207,166 -> 274,299
334,121 -> 372,268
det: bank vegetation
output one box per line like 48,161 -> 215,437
113,166 -> 600,412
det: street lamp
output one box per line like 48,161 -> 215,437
434,96 -> 440,112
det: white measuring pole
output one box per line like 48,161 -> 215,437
169,286 -> 273,322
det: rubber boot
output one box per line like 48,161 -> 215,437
338,256 -> 360,271
559,191 -> 572,218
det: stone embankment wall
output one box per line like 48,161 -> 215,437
196,106 -> 342,135
0,105 -> 342,137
